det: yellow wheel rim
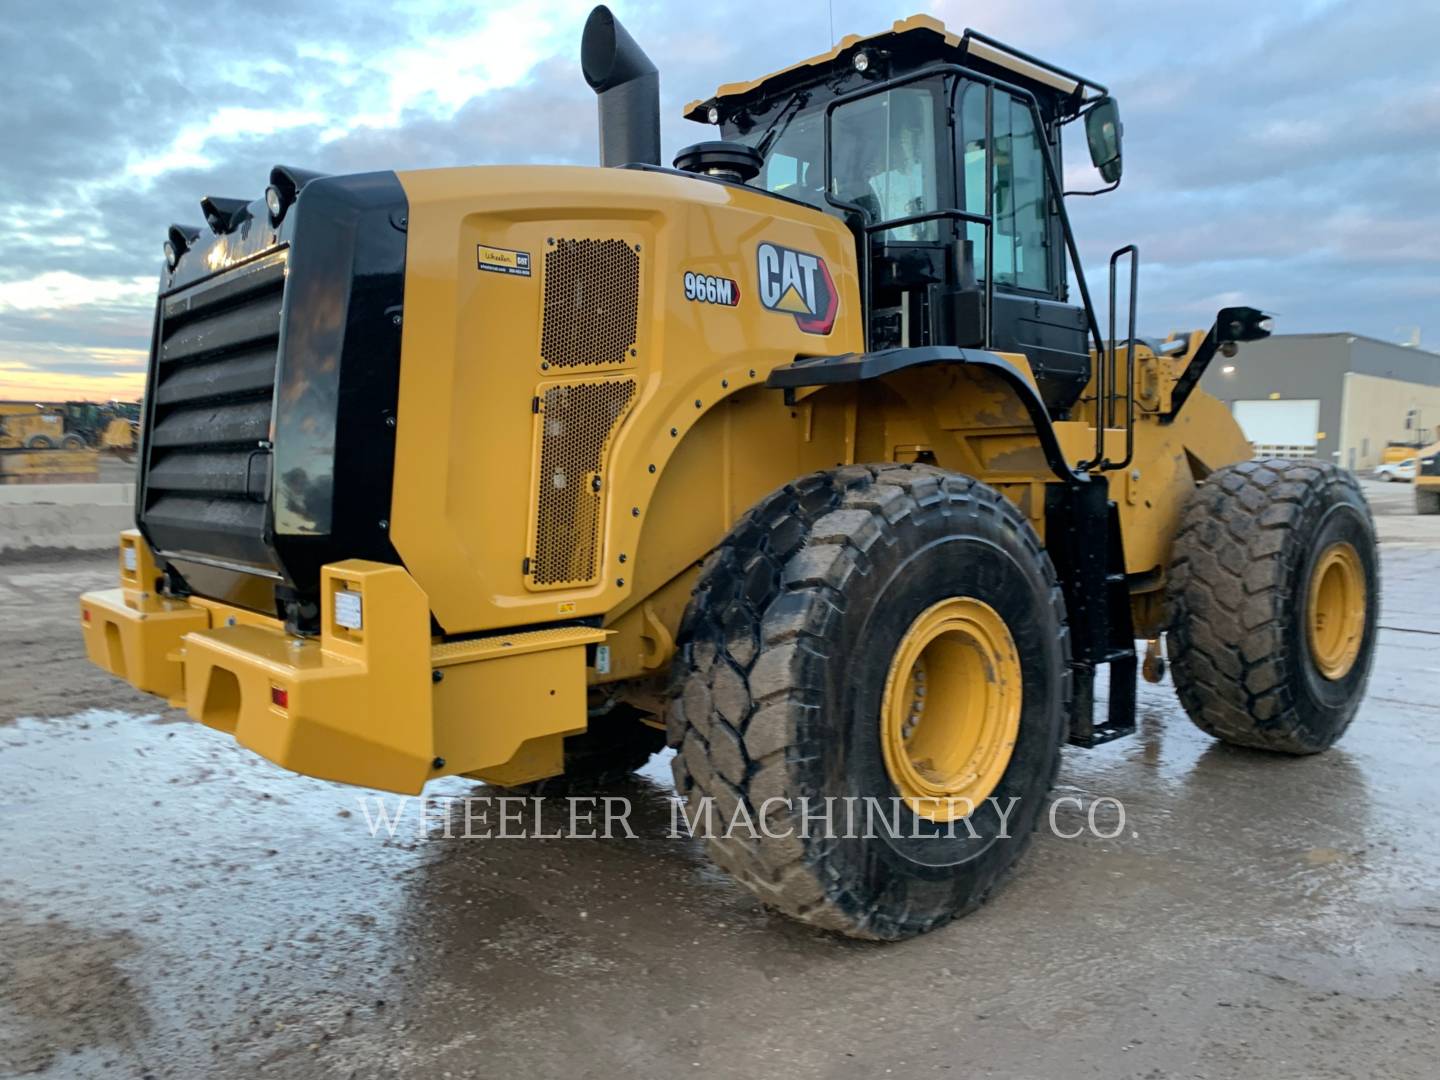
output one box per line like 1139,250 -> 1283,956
880,597 -> 1022,822
1307,541 -> 1366,680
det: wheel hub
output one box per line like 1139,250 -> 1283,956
880,597 -> 1022,821
1307,541 -> 1365,680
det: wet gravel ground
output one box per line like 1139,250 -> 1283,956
2,479 -> 1438,1079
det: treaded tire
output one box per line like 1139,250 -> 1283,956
1416,486 -> 1440,515
500,704 -> 664,794
1167,459 -> 1378,754
61,434 -> 87,450
25,434 -> 53,449
667,464 -> 1070,940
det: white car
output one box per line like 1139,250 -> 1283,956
1374,458 -> 1417,482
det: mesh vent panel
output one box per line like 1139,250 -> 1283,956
532,378 -> 637,587
540,239 -> 639,368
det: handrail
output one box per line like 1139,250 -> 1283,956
957,29 -> 1109,102
1104,245 -> 1139,470
860,206 -> 993,348
1077,244 -> 1138,472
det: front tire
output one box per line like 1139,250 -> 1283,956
668,465 -> 1069,940
1167,459 -> 1378,754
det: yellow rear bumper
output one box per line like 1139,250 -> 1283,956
80,533 -> 602,793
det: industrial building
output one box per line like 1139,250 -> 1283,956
1199,333 -> 1440,471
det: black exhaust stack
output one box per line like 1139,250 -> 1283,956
581,6 -> 660,167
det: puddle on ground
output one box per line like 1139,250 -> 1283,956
2,675 -> 1437,1076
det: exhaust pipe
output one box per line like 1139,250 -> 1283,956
581,6 -> 660,168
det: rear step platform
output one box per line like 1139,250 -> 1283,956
1069,649 -> 1137,748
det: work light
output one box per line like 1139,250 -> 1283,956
265,185 -> 286,225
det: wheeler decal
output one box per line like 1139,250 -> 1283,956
476,243 -> 532,277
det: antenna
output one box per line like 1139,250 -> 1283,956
828,0 -> 834,47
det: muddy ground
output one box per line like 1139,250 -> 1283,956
2,479 -> 1438,1079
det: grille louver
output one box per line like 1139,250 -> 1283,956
140,250 -> 286,570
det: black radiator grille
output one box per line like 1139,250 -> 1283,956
140,249 -> 287,571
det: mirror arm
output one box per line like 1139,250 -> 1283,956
1062,178 -> 1121,198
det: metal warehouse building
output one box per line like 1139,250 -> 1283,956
1199,333 -> 1440,471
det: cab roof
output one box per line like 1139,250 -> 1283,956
682,14 -> 1106,123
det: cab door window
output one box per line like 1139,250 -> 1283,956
830,86 -> 942,240
960,84 -> 1053,292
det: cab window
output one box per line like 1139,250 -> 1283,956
830,86 -> 941,240
749,109 -> 826,208
960,83 -> 1052,292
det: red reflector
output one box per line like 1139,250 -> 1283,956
270,686 -> 289,709
82,609 -> 91,622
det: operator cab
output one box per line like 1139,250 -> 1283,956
683,15 -> 1126,417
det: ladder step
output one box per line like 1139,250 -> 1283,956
1066,650 -> 1138,748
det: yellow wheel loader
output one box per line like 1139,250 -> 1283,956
0,409 -> 66,450
80,8 -> 1379,939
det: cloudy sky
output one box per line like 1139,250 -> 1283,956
2,0 -> 1437,401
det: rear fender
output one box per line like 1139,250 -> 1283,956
767,346 -> 1081,484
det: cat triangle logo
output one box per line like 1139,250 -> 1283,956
773,284 -> 811,314
756,241 -> 838,334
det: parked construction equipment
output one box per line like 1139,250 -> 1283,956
81,8 -> 1378,938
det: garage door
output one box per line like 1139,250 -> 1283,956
1232,399 -> 1320,458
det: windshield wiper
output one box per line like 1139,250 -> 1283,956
755,90 -> 811,160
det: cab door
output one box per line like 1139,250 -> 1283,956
955,82 -> 1090,414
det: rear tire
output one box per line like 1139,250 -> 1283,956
25,434 -> 53,449
1416,486 -> 1440,515
668,464 -> 1069,940
1167,459 -> 1378,754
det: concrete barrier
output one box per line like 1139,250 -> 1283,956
0,482 -> 135,557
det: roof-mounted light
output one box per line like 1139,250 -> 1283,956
265,165 -> 328,229
163,224 -> 201,271
852,50 -> 871,73
199,196 -> 250,235
706,105 -> 720,125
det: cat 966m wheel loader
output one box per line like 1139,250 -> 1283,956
81,8 -> 1379,938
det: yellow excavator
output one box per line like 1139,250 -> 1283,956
81,8 -> 1377,939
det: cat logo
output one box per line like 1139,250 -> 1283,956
756,242 -> 838,335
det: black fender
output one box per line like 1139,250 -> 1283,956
766,346 -> 1085,484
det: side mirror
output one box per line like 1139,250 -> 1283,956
1217,305 -> 1274,344
1085,97 -> 1123,184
